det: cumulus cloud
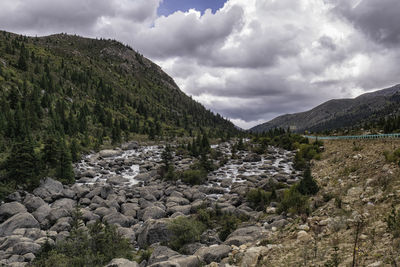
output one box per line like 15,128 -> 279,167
0,0 -> 161,36
1,0 -> 399,129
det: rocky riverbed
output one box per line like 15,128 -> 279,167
0,141 -> 301,266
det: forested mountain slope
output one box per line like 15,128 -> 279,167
0,31 -> 237,192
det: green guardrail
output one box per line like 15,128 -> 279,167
303,133 -> 400,140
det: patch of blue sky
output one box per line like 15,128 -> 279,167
158,0 -> 228,16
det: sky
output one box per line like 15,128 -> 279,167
1,0 -> 400,129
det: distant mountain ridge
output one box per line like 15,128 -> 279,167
250,84 -> 400,133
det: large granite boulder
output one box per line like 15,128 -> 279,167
0,213 -> 39,236
0,202 -> 27,222
33,178 -> 64,202
137,219 -> 172,248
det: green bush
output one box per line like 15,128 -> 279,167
219,214 -> 241,241
246,188 -> 272,211
384,149 -> 400,165
278,185 -> 309,215
33,210 -> 133,267
180,169 -> 207,185
294,142 -> 323,170
168,216 -> 206,251
197,208 -> 213,227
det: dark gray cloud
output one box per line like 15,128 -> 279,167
185,72 -> 291,98
333,0 -> 400,46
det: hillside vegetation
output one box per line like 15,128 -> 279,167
0,31 -> 237,194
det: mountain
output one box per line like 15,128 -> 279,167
0,31 -> 237,191
250,84 -> 400,133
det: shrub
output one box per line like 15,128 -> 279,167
180,169 -> 207,185
278,185 -> 309,215
297,168 -> 319,195
385,205 -> 400,238
197,208 -> 213,227
219,214 -> 241,241
33,211 -> 133,267
195,207 -> 247,242
384,149 -> 400,166
246,188 -> 272,211
168,216 -> 206,251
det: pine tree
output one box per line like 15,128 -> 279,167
70,138 -> 80,162
5,137 -> 40,187
17,52 -> 28,71
298,167 -> 319,195
56,138 -> 75,183
43,135 -> 59,169
111,120 -> 121,145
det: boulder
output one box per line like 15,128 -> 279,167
12,242 -> 41,255
81,209 -> 100,222
167,205 -> 191,216
297,230 -> 312,242
62,188 -> 76,199
84,187 -> 102,199
103,212 -> 130,227
32,204 -> 51,225
101,185 -> 114,199
121,203 -> 139,217
105,258 -> 139,267
71,184 -> 90,198
99,149 -> 122,158
121,141 -> 139,151
224,226 -> 266,246
0,202 -> 27,221
33,178 -> 64,202
50,217 -> 72,232
51,198 -> 76,212
148,256 -> 200,267
93,207 -> 117,218
23,195 -> 46,213
117,227 -> 136,243
166,197 -> 190,206
138,206 -> 166,221
0,213 -> 39,236
137,219 -> 172,248
6,191 -> 23,203
80,170 -> 96,178
0,236 -> 33,251
148,245 -> 180,265
47,208 -> 70,223
194,245 -> 230,264
135,173 -> 151,182
243,154 -> 262,162
107,176 -> 129,186
240,246 -> 270,267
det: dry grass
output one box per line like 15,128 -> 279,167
244,139 -> 400,266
